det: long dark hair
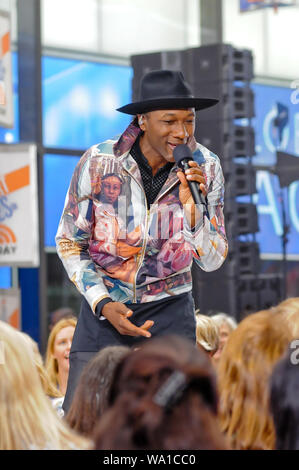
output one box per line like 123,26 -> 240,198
65,346 -> 130,437
93,335 -> 228,450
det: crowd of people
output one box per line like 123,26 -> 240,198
1,297 -> 299,450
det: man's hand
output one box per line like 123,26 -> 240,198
102,301 -> 154,338
177,160 -> 207,228
177,160 -> 207,205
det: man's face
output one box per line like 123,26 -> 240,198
139,108 -> 196,163
101,175 -> 122,204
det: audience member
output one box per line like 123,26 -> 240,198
217,309 -> 292,450
269,344 -> 299,450
66,345 -> 130,438
45,317 -> 77,415
0,321 -> 90,450
210,312 -> 237,366
49,306 -> 77,331
93,335 -> 229,450
195,314 -> 219,357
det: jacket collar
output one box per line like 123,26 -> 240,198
113,119 -> 141,158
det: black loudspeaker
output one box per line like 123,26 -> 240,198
221,161 -> 257,198
237,274 -> 284,321
225,202 -> 259,236
191,270 -> 239,317
195,120 -> 255,160
131,50 -> 184,101
237,241 -> 261,275
192,268 -> 283,321
222,240 -> 260,276
275,151 -> 299,187
185,44 -> 254,83
191,81 -> 255,121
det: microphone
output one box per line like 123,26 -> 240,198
173,144 -> 206,207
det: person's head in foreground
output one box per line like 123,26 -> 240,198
269,344 -> 299,450
66,345 -> 130,438
0,321 -> 89,450
217,309 -> 293,450
92,335 -> 228,450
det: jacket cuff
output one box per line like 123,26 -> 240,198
95,297 -> 113,320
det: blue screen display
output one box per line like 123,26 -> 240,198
42,57 -> 133,149
0,266 -> 11,288
251,83 -> 299,257
43,154 -> 80,247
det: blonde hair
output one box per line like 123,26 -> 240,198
0,321 -> 90,450
196,314 -> 219,354
20,332 -> 61,398
217,309 -> 292,450
45,317 -> 77,396
275,297 -> 299,338
210,313 -> 237,333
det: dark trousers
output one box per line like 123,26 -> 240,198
62,292 -> 196,414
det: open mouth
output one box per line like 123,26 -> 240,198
168,143 -> 178,151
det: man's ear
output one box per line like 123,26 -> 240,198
137,114 -> 145,130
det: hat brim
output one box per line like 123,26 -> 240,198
116,97 -> 218,115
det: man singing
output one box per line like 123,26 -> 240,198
56,70 -> 228,412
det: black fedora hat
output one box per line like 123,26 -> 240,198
116,69 -> 218,115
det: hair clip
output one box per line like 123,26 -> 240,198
153,370 -> 187,411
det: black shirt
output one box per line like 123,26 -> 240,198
130,135 -> 174,209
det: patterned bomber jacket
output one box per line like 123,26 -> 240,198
55,121 -> 228,315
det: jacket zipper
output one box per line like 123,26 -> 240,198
133,208 -> 150,302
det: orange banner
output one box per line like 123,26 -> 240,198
1,31 -> 10,56
0,165 -> 30,196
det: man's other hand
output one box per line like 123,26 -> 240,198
102,301 -> 154,338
